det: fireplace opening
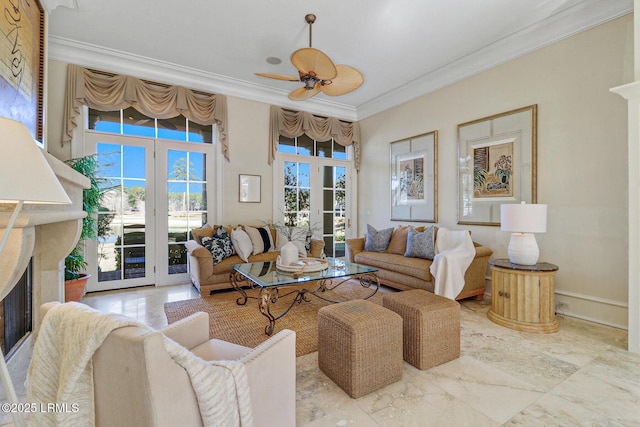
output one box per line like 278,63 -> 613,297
0,260 -> 32,359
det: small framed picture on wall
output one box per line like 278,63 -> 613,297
239,174 -> 261,203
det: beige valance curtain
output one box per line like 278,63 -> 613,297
269,106 -> 360,170
63,64 -> 229,160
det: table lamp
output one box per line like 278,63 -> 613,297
0,117 -> 71,427
500,201 -> 547,266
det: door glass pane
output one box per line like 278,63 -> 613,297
97,142 -> 147,282
167,150 -> 207,274
283,161 -> 311,227
321,165 -> 347,257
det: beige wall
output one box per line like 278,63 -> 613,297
359,15 -> 633,328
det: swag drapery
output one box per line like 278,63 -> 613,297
62,65 -> 229,160
269,106 -> 361,170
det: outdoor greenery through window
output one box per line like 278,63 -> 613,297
278,134 -> 349,258
89,107 -> 213,286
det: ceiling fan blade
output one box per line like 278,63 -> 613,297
288,84 -> 321,101
291,48 -> 337,80
255,72 -> 300,82
320,64 -> 364,96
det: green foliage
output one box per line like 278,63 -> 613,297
473,168 -> 487,190
64,154 -> 110,280
65,247 -> 88,281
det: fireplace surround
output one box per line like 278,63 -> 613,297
0,152 -> 87,361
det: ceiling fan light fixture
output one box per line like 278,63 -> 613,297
302,76 -> 318,90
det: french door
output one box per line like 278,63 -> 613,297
275,155 -> 354,258
85,133 -> 215,291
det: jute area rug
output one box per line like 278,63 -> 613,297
164,280 -> 385,357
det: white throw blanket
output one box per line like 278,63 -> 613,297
429,228 -> 476,300
27,302 -> 253,427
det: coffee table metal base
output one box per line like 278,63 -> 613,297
230,271 -> 380,335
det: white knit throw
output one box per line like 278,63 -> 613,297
429,228 -> 476,300
27,302 -> 253,427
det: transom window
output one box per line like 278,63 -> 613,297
278,134 -> 347,160
89,107 -> 213,143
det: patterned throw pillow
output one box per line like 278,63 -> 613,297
190,223 -> 214,245
364,224 -> 394,252
201,226 -> 234,264
404,226 -> 435,260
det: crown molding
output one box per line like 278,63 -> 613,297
356,0 -> 633,119
47,36 -> 359,122
47,0 -> 631,122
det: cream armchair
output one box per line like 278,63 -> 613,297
37,302 -> 296,427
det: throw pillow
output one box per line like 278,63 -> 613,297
231,227 -> 253,262
190,223 -> 214,245
387,225 -> 409,255
244,225 -> 275,255
201,226 -> 234,264
275,226 -> 308,256
364,224 -> 393,252
404,225 -> 435,260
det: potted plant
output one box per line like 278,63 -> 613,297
64,154 -> 104,302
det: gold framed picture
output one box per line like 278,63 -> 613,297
0,0 -> 45,143
457,105 -> 537,226
390,130 -> 438,222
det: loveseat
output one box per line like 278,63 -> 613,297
185,224 -> 325,296
345,225 -> 493,300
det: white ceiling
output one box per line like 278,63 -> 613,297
44,0 -> 632,121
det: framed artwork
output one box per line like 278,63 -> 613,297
0,0 -> 45,143
239,174 -> 261,203
457,105 -> 537,226
390,131 -> 438,222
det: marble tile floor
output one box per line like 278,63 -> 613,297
1,283 -> 638,426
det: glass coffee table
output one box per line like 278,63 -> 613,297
230,257 -> 379,335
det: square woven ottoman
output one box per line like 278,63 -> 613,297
383,289 -> 460,370
317,299 -> 403,398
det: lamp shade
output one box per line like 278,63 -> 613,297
0,117 -> 71,204
500,202 -> 547,233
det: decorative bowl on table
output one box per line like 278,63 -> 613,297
276,256 -> 330,274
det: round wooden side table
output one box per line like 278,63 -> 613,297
487,259 -> 559,333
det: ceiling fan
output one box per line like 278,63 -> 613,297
255,14 -> 364,101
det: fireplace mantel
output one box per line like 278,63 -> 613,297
0,152 -> 88,331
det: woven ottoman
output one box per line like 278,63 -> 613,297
383,289 -> 460,370
317,300 -> 403,398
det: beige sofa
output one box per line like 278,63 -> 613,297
345,226 -> 493,300
37,302 -> 296,427
185,224 -> 325,296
